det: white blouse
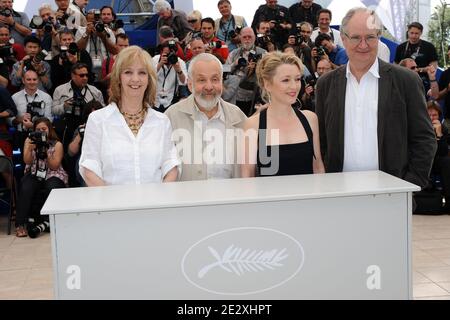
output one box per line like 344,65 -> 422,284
79,103 -> 180,185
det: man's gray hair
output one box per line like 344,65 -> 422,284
188,53 -> 223,80
341,7 -> 383,36
153,0 -> 172,14
38,3 -> 54,15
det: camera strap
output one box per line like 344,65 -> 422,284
90,35 -> 99,56
161,65 -> 173,92
404,40 -> 421,59
220,16 -> 235,42
24,93 -> 38,104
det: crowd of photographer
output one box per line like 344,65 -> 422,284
0,0 -> 448,238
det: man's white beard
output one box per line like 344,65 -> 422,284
192,87 -> 221,111
195,95 -> 220,111
243,43 -> 254,51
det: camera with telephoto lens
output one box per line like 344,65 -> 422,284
60,42 -> 78,61
209,41 -> 222,49
0,8 -> 12,17
228,25 -> 242,39
27,221 -> 50,238
23,49 -> 49,72
28,131 -> 49,160
29,15 -> 53,33
26,101 -> 44,121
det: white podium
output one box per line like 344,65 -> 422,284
41,171 -> 419,300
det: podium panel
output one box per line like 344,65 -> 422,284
42,171 -> 419,299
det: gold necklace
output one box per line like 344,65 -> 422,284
120,107 -> 147,135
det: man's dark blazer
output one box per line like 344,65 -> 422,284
315,59 -> 437,188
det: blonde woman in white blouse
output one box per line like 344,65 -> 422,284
79,46 -> 180,186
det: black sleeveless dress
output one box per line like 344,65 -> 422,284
256,108 -> 314,176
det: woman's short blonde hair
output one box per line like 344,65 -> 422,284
109,45 -> 157,108
256,51 -> 304,103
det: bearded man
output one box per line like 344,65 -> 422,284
165,53 -> 247,181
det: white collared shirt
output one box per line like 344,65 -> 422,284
343,59 -> 380,172
79,103 -> 181,185
311,27 -> 344,48
193,100 -> 234,179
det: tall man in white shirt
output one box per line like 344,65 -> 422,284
165,53 -> 247,181
316,7 -> 436,189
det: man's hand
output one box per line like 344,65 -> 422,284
427,64 -> 437,80
0,15 -> 14,27
24,137 -> 36,151
67,51 -> 78,64
22,113 -> 33,129
64,98 -> 73,112
432,119 -> 443,138
159,54 -> 168,67
86,22 -> 95,35
305,85 -> 314,97
173,61 -> 182,73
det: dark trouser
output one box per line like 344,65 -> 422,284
236,100 -> 253,117
15,174 -> 66,227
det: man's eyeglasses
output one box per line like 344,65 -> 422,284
76,73 -> 89,78
410,66 -> 417,70
188,19 -> 197,23
344,32 -> 379,46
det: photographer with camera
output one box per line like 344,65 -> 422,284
0,0 -> 31,46
50,29 -> 93,92
215,0 -> 248,53
11,69 -> 52,140
15,117 -> 67,238
152,40 -> 187,113
55,0 -> 86,29
10,36 -> 52,93
52,63 -> 104,149
312,33 -> 348,70
287,25 -> 314,74
185,18 -> 229,64
11,69 -> 52,172
0,25 -> 24,66
251,0 -> 292,50
426,101 -> 450,213
255,21 -> 276,52
75,9 -> 117,83
31,4 -> 60,56
226,27 -> 266,115
301,58 -> 333,112
100,6 -> 125,36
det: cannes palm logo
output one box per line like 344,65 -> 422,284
181,227 -> 305,295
